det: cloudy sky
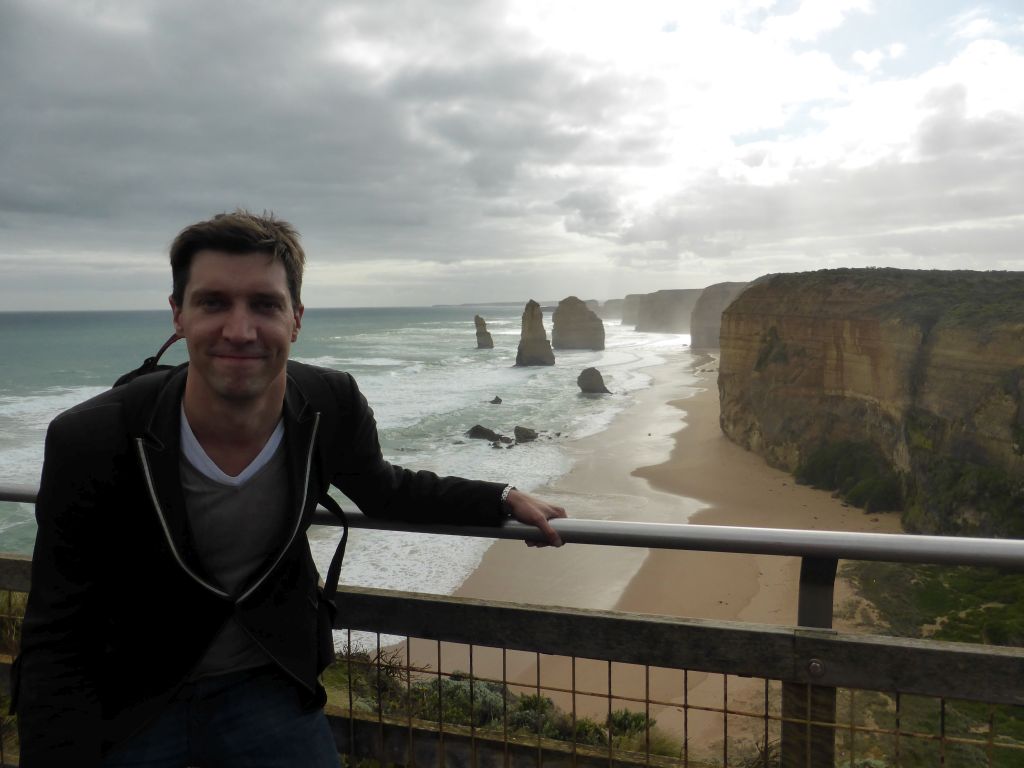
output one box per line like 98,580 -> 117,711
2,0 -> 1022,310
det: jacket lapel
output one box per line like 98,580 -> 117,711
283,372 -> 319,527
139,366 -> 194,564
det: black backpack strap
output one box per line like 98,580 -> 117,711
113,334 -> 181,387
285,362 -> 351,597
318,492 -> 349,601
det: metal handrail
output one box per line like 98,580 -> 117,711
5,482 -> 1023,570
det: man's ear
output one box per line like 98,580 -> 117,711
292,303 -> 304,341
169,295 -> 184,336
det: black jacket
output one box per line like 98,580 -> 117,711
13,361 -> 506,766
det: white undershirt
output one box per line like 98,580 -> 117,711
180,405 -> 284,486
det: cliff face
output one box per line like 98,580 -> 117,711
636,289 -> 703,333
690,282 -> 749,348
552,296 -> 605,350
599,299 -> 624,319
622,294 -> 643,326
719,269 -> 1024,536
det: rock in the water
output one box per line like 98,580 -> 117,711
490,396 -> 502,404
552,296 -> 605,350
514,426 -> 538,443
515,300 -> 555,366
467,424 -> 503,441
474,315 -> 494,349
578,367 -> 611,394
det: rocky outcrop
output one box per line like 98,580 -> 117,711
552,296 -> 605,350
515,300 -> 555,366
578,367 -> 611,394
474,315 -> 494,349
467,424 -> 503,441
719,268 -> 1024,536
635,289 -> 703,332
690,282 -> 749,348
514,426 -> 538,443
622,294 -> 643,326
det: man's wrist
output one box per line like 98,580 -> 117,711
500,485 -> 516,516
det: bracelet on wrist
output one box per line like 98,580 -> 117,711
500,484 -> 516,515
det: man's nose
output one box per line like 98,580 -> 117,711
222,306 -> 258,342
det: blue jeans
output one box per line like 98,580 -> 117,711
101,665 -> 338,767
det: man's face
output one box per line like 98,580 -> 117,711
170,249 -> 303,407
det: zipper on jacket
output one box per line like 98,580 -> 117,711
136,438 -> 230,599
237,412 -> 321,603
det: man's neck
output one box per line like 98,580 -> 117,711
182,379 -> 286,477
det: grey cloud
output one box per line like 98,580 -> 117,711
580,83 -> 1024,265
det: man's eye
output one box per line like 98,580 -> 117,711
254,300 -> 282,312
199,297 -> 226,309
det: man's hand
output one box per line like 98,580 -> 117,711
505,489 -> 567,547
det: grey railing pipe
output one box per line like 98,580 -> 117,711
4,482 -> 1024,570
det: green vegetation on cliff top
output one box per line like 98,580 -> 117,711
756,268 -> 1024,329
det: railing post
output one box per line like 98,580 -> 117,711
781,556 -> 838,768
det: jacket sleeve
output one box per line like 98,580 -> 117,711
14,411 -> 108,767
326,372 -> 508,526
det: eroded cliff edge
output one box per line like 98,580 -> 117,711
719,268 -> 1024,536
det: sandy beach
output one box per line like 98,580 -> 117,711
411,348 -> 903,754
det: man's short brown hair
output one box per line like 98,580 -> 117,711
170,210 -> 306,308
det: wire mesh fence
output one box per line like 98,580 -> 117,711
323,629 -> 1024,768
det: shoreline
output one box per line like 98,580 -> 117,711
425,346 -> 903,754
454,347 -> 902,615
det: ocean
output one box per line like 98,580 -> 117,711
0,305 -> 689,598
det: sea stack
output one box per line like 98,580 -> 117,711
474,315 -> 494,349
515,300 -> 555,366
552,296 -> 605,350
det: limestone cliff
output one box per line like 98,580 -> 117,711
622,294 -> 643,326
690,282 -> 749,349
599,299 -> 624,319
515,300 -> 555,366
636,289 -> 703,333
719,268 -> 1024,536
552,296 -> 605,350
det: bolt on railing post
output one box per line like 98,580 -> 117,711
781,556 -> 838,768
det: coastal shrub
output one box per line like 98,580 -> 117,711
408,674 -> 506,727
322,646 -> 411,714
1,694 -> 19,767
733,738 -> 780,767
795,441 -> 903,512
908,457 -> 1024,537
845,561 -> 1024,646
0,590 -> 26,656
507,694 -> 575,739
572,717 -> 607,747
606,708 -> 653,738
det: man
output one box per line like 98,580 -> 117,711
13,210 -> 567,767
